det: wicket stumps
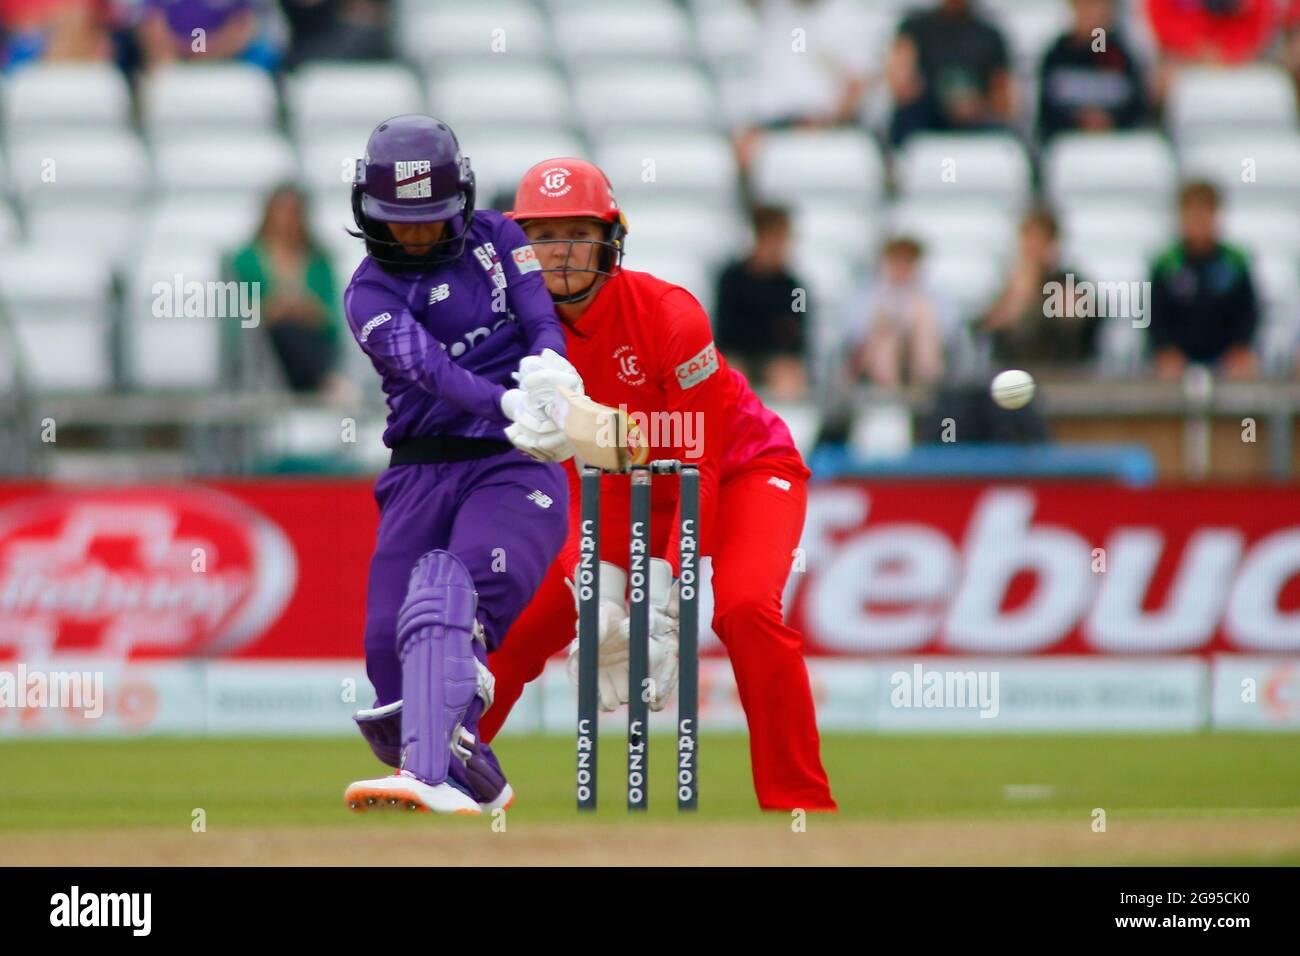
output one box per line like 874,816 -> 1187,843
575,460 -> 700,813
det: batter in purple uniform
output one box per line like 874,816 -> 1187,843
342,115 -> 581,816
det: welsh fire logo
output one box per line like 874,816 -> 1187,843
0,487 -> 296,659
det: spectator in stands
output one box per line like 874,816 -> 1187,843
1038,0 -> 1149,144
1149,180 -> 1259,380
136,0 -> 279,70
1,0 -> 113,69
713,205 -> 809,399
980,209 -> 1100,372
227,185 -> 353,398
886,0 -> 1015,146
843,236 -> 946,389
280,0 -> 390,68
1145,0 -> 1279,66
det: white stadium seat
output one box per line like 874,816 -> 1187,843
27,206 -> 139,271
1042,132 -> 1178,210
154,133 -> 298,197
428,63 -> 571,129
1180,135 -> 1300,209
0,199 -> 20,248
287,64 -> 423,144
451,125 -> 587,205
8,130 -> 150,207
313,194 -> 364,261
622,246 -> 716,313
896,133 -> 1031,207
142,64 -> 279,139
3,64 -> 132,135
300,135 -> 367,196
888,200 -> 1018,262
1222,203 -> 1300,261
619,195 -> 747,273
750,129 -> 885,208
552,1 -> 696,61
0,248 -> 114,392
142,195 -> 264,257
691,0 -> 759,74
1059,201 -> 1173,264
922,253 -> 1004,319
399,0 -> 551,63
571,63 -> 719,134
1167,66 -> 1298,144
794,200 -> 882,265
592,130 -> 738,201
125,251 -> 224,390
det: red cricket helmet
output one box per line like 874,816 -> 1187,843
508,158 -> 628,304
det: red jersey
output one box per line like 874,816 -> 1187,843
556,268 -> 800,573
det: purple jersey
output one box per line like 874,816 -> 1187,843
343,209 -> 566,447
146,0 -> 251,36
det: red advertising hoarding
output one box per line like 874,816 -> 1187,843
0,480 -> 1297,661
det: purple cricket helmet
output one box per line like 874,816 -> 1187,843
351,114 -> 476,271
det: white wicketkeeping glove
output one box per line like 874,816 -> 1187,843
619,558 -> 680,712
566,561 -> 630,712
502,388 -> 575,462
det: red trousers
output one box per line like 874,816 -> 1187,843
482,452 -> 837,811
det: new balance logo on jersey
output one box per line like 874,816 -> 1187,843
527,490 -> 554,509
767,476 -> 791,491
428,283 -> 450,304
359,312 -> 393,343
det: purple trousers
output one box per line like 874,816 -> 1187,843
363,450 -> 568,707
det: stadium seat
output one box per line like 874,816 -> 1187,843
895,133 -> 1032,207
141,64 -> 279,140
124,251 -> 225,390
1059,201 -> 1174,265
1167,66 -> 1298,144
794,200 -> 882,266
986,0 -> 1072,75
922,253 -> 1004,320
1222,203 -> 1300,261
0,199 -> 20,248
624,246 -> 716,313
428,62 -> 572,129
690,0 -> 759,75
398,0 -> 551,64
750,129 -> 885,209
142,195 -> 264,257
450,124 -> 587,206
314,195 -> 364,261
8,130 -> 150,207
153,133 -> 298,198
287,64 -> 423,145
592,129 -> 738,201
1180,135 -> 1300,209
0,247 -> 114,392
1042,132 -> 1178,210
619,195 -> 747,272
27,206 -> 139,271
2,64 -> 132,135
1253,255 -> 1300,373
571,63 -> 719,134
300,135 -> 366,197
551,0 -> 696,61
888,199 -> 1017,261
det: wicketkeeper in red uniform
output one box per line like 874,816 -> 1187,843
483,158 -> 836,812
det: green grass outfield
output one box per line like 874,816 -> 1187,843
3,732 -> 1299,831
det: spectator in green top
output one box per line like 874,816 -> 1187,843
1149,180 -> 1259,381
227,184 -> 351,397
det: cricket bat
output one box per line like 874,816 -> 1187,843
542,387 -> 647,472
